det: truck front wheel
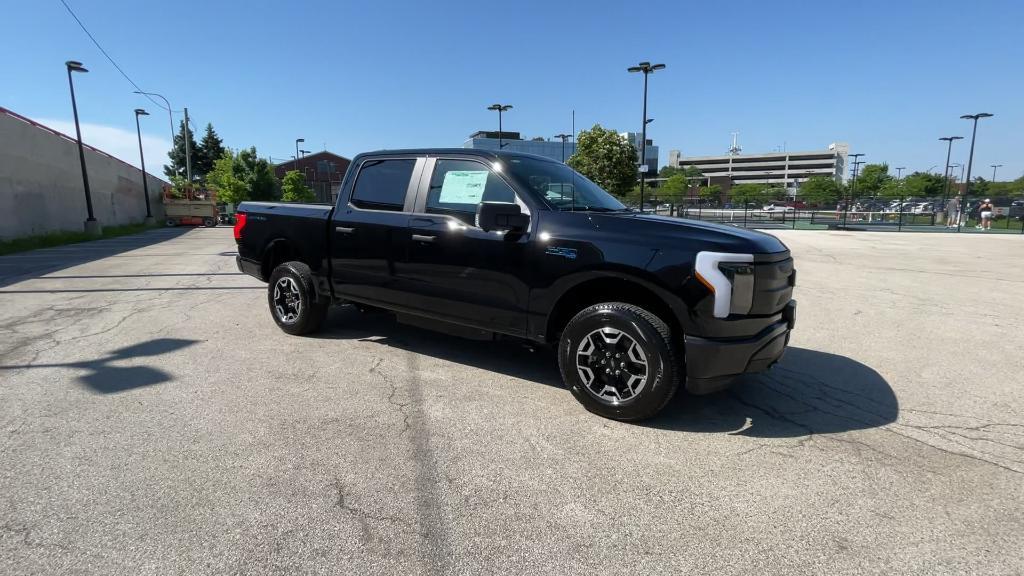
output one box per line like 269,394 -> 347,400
267,262 -> 329,335
558,303 -> 680,421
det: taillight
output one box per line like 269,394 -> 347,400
233,212 -> 247,240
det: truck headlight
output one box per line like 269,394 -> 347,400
694,251 -> 755,318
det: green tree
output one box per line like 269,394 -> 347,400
658,165 -> 681,178
852,163 -> 891,197
281,170 -> 315,202
237,147 -> 280,201
698,184 -> 722,202
659,174 -> 688,198
206,151 -> 249,206
731,183 -> 769,205
195,123 -> 226,178
969,177 -> 990,197
799,176 -> 841,206
567,124 -> 638,197
163,120 -> 199,181
901,172 -> 944,198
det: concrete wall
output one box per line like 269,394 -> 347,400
0,107 -> 168,240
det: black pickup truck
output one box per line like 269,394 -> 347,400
235,149 -> 795,420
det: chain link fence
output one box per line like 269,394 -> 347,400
642,193 -> 1024,234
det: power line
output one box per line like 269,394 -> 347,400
57,0 -> 168,112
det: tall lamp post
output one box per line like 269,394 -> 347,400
294,138 -> 304,171
939,136 -> 963,207
65,60 -> 101,235
895,166 -> 906,180
133,108 -> 155,225
958,113 -> 994,231
554,133 -> 571,162
627,61 -> 666,213
487,104 -> 513,149
990,164 -> 1003,182
133,90 -> 176,147
844,153 -> 864,228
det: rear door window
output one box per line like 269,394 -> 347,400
350,158 -> 416,211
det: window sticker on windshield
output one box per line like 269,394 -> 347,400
439,170 -> 488,204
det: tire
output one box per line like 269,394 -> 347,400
203,218 -> 217,227
267,261 -> 329,335
165,218 -> 176,227
558,302 -> 680,421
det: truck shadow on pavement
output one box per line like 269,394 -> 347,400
647,347 -> 899,437
317,308 -> 897,436
0,338 -> 199,394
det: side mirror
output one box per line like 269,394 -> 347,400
476,201 -> 529,233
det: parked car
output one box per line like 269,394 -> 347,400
234,149 -> 797,421
762,203 -> 795,212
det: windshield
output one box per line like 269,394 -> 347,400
503,156 -> 628,212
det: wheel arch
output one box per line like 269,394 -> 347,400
543,273 -> 687,346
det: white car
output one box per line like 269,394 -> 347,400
762,203 -> 795,212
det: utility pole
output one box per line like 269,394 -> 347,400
990,164 -> 1002,182
183,107 -> 193,184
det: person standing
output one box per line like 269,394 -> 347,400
977,198 -> 994,230
946,195 -> 962,229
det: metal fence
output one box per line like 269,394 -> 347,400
645,194 -> 1024,234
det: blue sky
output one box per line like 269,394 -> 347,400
2,0 -> 1021,179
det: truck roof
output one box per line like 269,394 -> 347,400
358,148 -> 561,163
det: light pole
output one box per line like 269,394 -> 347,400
487,104 -> 512,149
65,60 -> 100,235
133,90 -> 175,149
845,153 -> 864,228
958,113 -> 994,231
300,149 -> 311,159
990,164 -> 1003,182
294,138 -> 304,171
134,108 -> 155,225
628,61 -> 666,213
939,136 -> 963,206
895,166 -> 906,180
554,133 -> 571,162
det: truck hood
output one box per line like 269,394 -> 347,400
589,212 -> 788,254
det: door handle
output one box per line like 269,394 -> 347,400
411,234 -> 436,243
335,226 -> 355,234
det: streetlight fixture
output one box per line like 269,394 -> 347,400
294,138 -> 305,171
553,133 -> 571,162
133,90 -> 176,149
938,136 -> 963,206
133,108 -> 155,225
487,104 -> 513,149
627,61 -> 666,213
844,153 -> 864,228
895,166 -> 906,180
990,164 -> 1003,182
65,60 -> 101,235
958,113 -> 994,231
300,149 -> 311,159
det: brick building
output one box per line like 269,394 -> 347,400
273,151 -> 351,203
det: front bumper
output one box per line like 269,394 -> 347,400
684,300 -> 795,394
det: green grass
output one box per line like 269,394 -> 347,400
0,222 -> 159,257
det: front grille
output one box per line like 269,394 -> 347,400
750,255 -> 795,315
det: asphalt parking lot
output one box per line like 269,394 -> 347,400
1,226 -> 1022,575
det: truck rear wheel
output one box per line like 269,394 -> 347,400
558,303 -> 680,421
267,261 -> 329,335
203,217 -> 217,227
